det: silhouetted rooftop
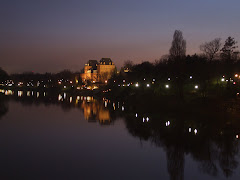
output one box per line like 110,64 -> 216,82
100,58 -> 113,65
87,60 -> 98,70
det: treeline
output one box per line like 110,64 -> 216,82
111,31 -> 240,98
0,69 -> 82,87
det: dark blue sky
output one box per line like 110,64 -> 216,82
1,0 -> 240,73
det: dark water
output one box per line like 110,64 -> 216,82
0,90 -> 240,180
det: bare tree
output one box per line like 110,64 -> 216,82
169,30 -> 186,60
200,38 -> 221,61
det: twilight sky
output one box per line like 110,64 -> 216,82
1,0 -> 240,73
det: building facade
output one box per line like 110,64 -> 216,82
81,58 -> 116,83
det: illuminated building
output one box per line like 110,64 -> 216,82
80,58 -> 116,83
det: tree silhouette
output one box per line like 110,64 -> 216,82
200,38 -> 221,61
169,30 -> 186,60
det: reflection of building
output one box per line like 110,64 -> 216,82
80,98 -> 111,125
81,58 -> 116,83
98,107 -> 111,124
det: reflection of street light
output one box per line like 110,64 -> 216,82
165,121 -> 170,126
146,117 -> 149,122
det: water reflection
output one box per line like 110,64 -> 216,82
123,110 -> 240,179
1,89 -> 240,179
0,89 -> 114,125
0,94 -> 8,120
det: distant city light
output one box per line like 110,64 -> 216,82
146,117 -> 149,122
235,74 -> 238,77
168,78 -> 170,81
194,129 -> 198,134
190,76 -> 192,79
146,84 -> 150,87
195,85 -> 198,89
105,80 -> 108,84
143,117 -> 145,122
135,113 -> 138,117
236,135 -> 239,139
189,128 -> 191,132
153,79 -> 155,82
135,83 -> 139,87
221,78 -> 225,82
123,80 -> 125,83
165,84 -> 169,88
